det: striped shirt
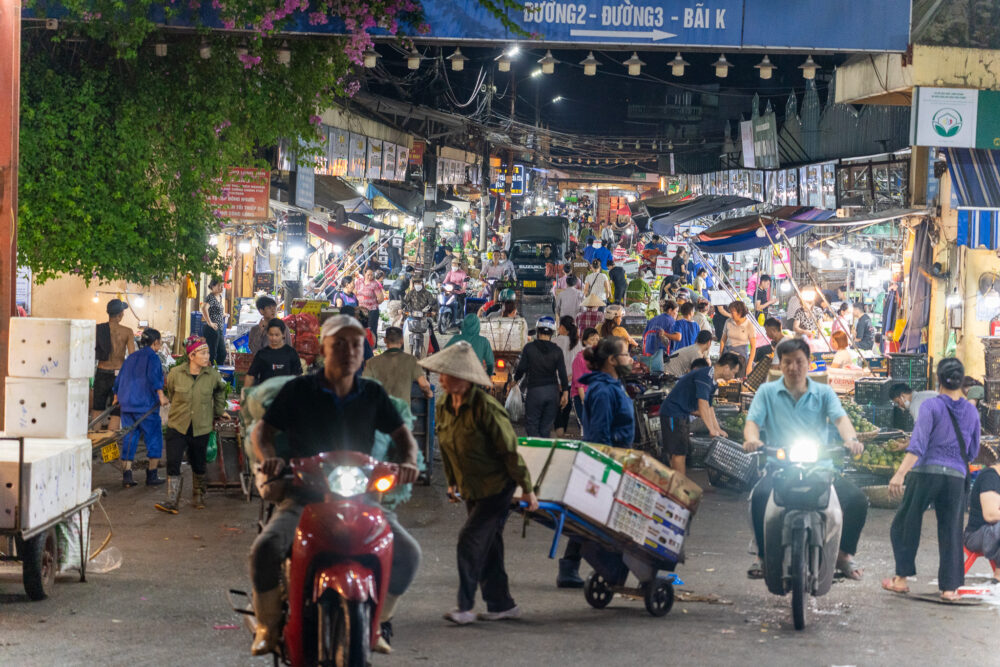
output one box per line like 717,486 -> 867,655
576,308 -> 604,333
356,278 -> 383,310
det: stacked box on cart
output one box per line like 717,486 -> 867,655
590,444 -> 703,512
643,518 -> 684,560
614,471 -> 691,533
0,439 -> 86,530
607,499 -> 649,545
4,377 -> 90,439
515,438 -> 580,500
564,444 -> 622,524
8,318 -> 96,379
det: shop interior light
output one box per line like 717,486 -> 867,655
530,68 -> 543,78
199,39 -> 212,60
287,259 -> 299,273
754,55 -> 775,80
538,50 -> 557,74
391,214 -> 399,223
333,244 -> 344,254
496,52 -> 512,72
269,238 -> 280,253
780,282 -> 792,293
579,52 -> 601,76
92,293 -> 100,303
287,244 -> 306,260
831,257 -> 845,269
946,290 -> 962,308
447,47 -> 468,72
634,140 -> 640,150
406,48 -> 422,70
463,223 -> 471,232
134,295 -> 145,308
362,48 -> 380,68
238,239 -> 252,254
623,52 -> 646,76
668,52 -> 689,77
154,41 -> 168,57
355,184 -> 366,194
712,54 -> 730,78
798,55 -> 819,80
667,141 -> 674,150
277,41 -> 291,65
552,95 -> 563,103
208,234 -> 219,246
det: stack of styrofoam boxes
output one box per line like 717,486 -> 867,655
0,318 -> 95,531
515,439 -> 623,524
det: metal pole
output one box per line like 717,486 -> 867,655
0,0 -> 21,430
479,70 -> 492,254
505,73 -> 515,229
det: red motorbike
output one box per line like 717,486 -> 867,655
231,451 -> 398,667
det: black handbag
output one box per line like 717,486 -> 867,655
945,407 -> 973,495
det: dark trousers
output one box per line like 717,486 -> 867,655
890,472 -> 966,591
164,426 -> 210,476
367,307 -> 380,346
750,472 -> 869,558
202,324 -> 227,366
965,521 -> 1000,564
524,384 -> 560,438
457,484 -> 516,613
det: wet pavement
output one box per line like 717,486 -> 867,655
1,450 -> 997,666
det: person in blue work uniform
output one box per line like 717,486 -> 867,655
113,328 -> 170,488
556,336 -> 637,589
659,353 -> 741,475
582,236 -> 598,263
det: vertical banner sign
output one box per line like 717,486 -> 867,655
753,112 -> 780,169
382,142 -> 396,181
348,133 -> 366,179
284,212 -> 308,245
786,168 -> 798,206
294,156 -> 315,210
740,120 -> 756,168
207,167 -> 270,220
396,145 -> 409,181
328,128 -> 350,177
596,189 -> 611,224
312,132 -> 329,175
366,139 -> 383,180
822,162 -> 837,210
409,140 -> 426,166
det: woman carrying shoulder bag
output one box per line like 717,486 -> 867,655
883,358 -> 980,601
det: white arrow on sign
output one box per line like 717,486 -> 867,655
569,28 -> 677,41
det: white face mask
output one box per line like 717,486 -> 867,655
903,399 -> 911,408
414,284 -> 423,291
592,242 -> 601,249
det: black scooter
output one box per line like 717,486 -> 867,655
753,440 -> 843,630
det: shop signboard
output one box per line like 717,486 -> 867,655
490,164 -> 526,196
396,145 -> 409,180
366,139 -> 383,180
254,272 -> 275,293
409,140 -> 425,166
910,87 -> 1000,149
285,212 -> 308,244
207,167 -> 269,220
348,133 -> 367,179
328,128 -> 350,178
382,142 -> 397,181
293,161 -> 315,210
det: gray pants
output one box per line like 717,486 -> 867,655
525,384 -> 560,438
250,496 -> 421,595
965,521 -> 1000,564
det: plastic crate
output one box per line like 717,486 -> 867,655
688,436 -> 713,469
987,380 -> 1000,406
861,403 -> 895,430
232,352 -> 254,374
983,407 -> 1000,436
888,354 -> 929,391
716,382 -> 742,404
841,468 -> 893,488
739,392 -> 755,412
744,358 -> 771,392
854,377 -> 894,406
986,348 -> 1000,380
704,437 -> 758,491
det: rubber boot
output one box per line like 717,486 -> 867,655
145,468 -> 165,486
556,558 -> 584,588
154,476 -> 183,514
192,474 -> 206,509
374,594 -> 400,655
122,469 -> 137,488
251,588 -> 284,656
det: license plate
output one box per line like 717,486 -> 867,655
523,280 -> 536,288
101,442 -> 120,463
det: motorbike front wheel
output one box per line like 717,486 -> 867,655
789,527 -> 809,631
318,595 -> 371,667
438,311 -> 454,334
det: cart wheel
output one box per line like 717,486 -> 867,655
583,572 -> 614,609
18,528 -> 58,601
643,577 -> 674,617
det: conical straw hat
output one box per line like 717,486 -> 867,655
419,341 -> 494,387
582,291 -> 605,308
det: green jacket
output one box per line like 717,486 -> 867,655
164,364 -> 228,437
625,277 -> 653,306
444,314 -> 495,375
436,384 -> 531,501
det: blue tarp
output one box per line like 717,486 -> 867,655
946,148 -> 1000,210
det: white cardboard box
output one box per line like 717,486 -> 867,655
23,438 -> 92,506
9,318 -> 96,380
652,494 -> 691,533
644,518 -> 685,559
5,377 -> 90,439
607,500 -> 649,544
515,439 -> 580,500
0,439 -> 81,530
562,446 -> 623,525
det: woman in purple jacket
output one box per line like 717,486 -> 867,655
883,358 -> 980,601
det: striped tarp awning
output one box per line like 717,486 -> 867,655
957,210 -> 1000,250
946,148 -> 1000,209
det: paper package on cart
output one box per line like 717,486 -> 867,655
616,471 -> 691,535
0,439 -> 85,531
644,518 -> 685,560
480,318 -> 528,352
563,445 -> 622,525
587,443 -> 702,513
515,438 -> 580,500
607,499 -> 649,545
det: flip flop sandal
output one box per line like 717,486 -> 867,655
836,558 -> 864,581
747,562 -> 765,580
881,577 -> 909,594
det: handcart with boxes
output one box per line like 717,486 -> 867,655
514,438 -> 702,616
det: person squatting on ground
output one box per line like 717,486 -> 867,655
113,327 -> 169,488
423,341 -> 538,625
155,336 -> 229,514
249,316 -> 421,656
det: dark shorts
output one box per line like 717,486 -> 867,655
92,369 -> 117,411
659,414 -> 690,457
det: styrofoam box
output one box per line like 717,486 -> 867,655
23,438 -> 91,505
0,439 -> 80,530
9,318 -> 96,379
480,318 -> 528,352
5,377 -> 90,438
515,439 -> 579,500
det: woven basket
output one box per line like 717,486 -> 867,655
861,485 -> 901,510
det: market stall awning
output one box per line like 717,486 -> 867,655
366,181 -> 453,217
649,195 -> 760,237
694,220 -> 813,254
946,148 -> 1000,209
957,210 -> 1000,250
308,221 -> 366,248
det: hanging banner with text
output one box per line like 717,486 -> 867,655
207,167 -> 269,220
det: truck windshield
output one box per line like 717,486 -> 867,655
511,242 -> 557,260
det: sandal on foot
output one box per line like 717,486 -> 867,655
836,557 -> 864,580
747,561 -> 764,580
881,577 -> 909,594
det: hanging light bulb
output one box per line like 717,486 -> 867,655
496,52 -> 512,72
199,39 -> 212,60
277,41 -> 291,66
447,47 -> 468,71
406,48 -> 421,70
269,238 -> 280,253
667,141 -> 674,150
154,41 -> 168,57
634,140 -> 640,150
538,50 -> 557,74
134,295 -> 146,308
798,55 -> 819,80
617,140 -> 623,149
362,48 -> 380,68
208,234 -> 219,246
623,52 -> 645,76
668,52 -> 689,77
579,52 -> 600,76
92,293 -> 100,304
712,54 -> 730,78
238,239 -> 251,254
754,54 -> 775,80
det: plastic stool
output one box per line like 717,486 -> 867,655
963,546 -> 999,574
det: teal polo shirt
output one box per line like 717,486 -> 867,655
746,377 -> 846,447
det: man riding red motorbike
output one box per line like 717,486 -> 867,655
250,314 -> 421,661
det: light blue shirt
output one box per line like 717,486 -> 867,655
746,377 -> 846,447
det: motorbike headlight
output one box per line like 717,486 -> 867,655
788,440 -> 820,464
326,465 -> 370,497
